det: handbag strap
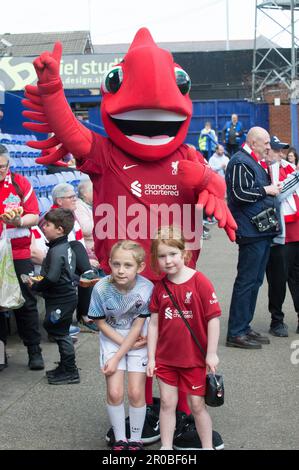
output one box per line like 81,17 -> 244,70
162,279 -> 206,361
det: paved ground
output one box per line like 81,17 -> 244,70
1,226 -> 299,450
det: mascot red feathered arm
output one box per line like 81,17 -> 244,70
23,28 -> 237,277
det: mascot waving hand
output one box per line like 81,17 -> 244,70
23,28 -> 236,448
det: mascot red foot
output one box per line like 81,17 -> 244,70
22,27 -> 236,440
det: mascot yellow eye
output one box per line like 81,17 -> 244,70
174,67 -> 191,95
102,66 -> 123,94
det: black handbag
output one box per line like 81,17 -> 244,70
251,206 -> 280,233
162,279 -> 224,407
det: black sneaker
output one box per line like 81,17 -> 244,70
47,368 -> 80,385
106,402 -> 160,446
46,362 -> 66,378
173,414 -> 224,450
269,323 -> 288,337
142,405 -> 160,444
27,345 -> 45,370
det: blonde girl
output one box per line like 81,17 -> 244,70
88,240 -> 154,451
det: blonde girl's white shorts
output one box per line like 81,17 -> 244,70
99,331 -> 148,373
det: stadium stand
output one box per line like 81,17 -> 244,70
0,132 -> 90,215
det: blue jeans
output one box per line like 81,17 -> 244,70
227,238 -> 272,338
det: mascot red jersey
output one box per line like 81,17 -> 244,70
22,27 -> 236,281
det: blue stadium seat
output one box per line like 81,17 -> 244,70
46,174 -> 60,188
73,170 -> 90,182
13,145 -> 23,158
6,144 -> 17,158
54,173 -> 65,184
0,133 -> 12,144
10,158 -> 22,174
38,197 -> 52,215
36,175 -> 52,196
27,175 -> 41,195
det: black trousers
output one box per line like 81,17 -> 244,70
69,241 -> 93,321
13,259 -> 41,347
226,143 -> 239,158
266,242 -> 299,327
286,242 -> 299,318
0,312 -> 8,344
69,241 -> 91,274
43,298 -> 77,370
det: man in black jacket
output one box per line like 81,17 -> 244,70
26,208 -> 80,384
225,127 -> 282,349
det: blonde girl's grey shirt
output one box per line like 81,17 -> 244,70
88,274 -> 153,331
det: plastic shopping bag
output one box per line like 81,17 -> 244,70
0,231 -> 25,310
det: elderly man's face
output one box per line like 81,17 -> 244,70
251,132 -> 271,161
0,155 -> 9,182
56,191 -> 77,211
265,149 -> 281,164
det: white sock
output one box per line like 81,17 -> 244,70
160,446 -> 173,450
129,405 -> 146,442
106,403 -> 126,442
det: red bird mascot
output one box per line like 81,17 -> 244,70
22,28 -> 236,448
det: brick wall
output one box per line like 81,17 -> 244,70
264,84 -> 299,146
269,104 -> 295,144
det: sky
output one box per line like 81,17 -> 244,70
1,0 -> 298,46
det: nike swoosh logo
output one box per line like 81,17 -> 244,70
123,164 -> 138,170
162,294 -> 169,298
192,385 -> 204,390
153,420 -> 160,432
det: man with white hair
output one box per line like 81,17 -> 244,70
225,127 -> 282,349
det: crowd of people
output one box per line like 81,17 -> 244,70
1,121 -> 299,451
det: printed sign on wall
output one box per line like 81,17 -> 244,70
0,54 -> 124,90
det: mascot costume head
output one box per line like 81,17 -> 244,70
100,28 -> 192,160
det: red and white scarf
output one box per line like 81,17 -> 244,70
242,143 -> 260,163
269,160 -> 299,223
